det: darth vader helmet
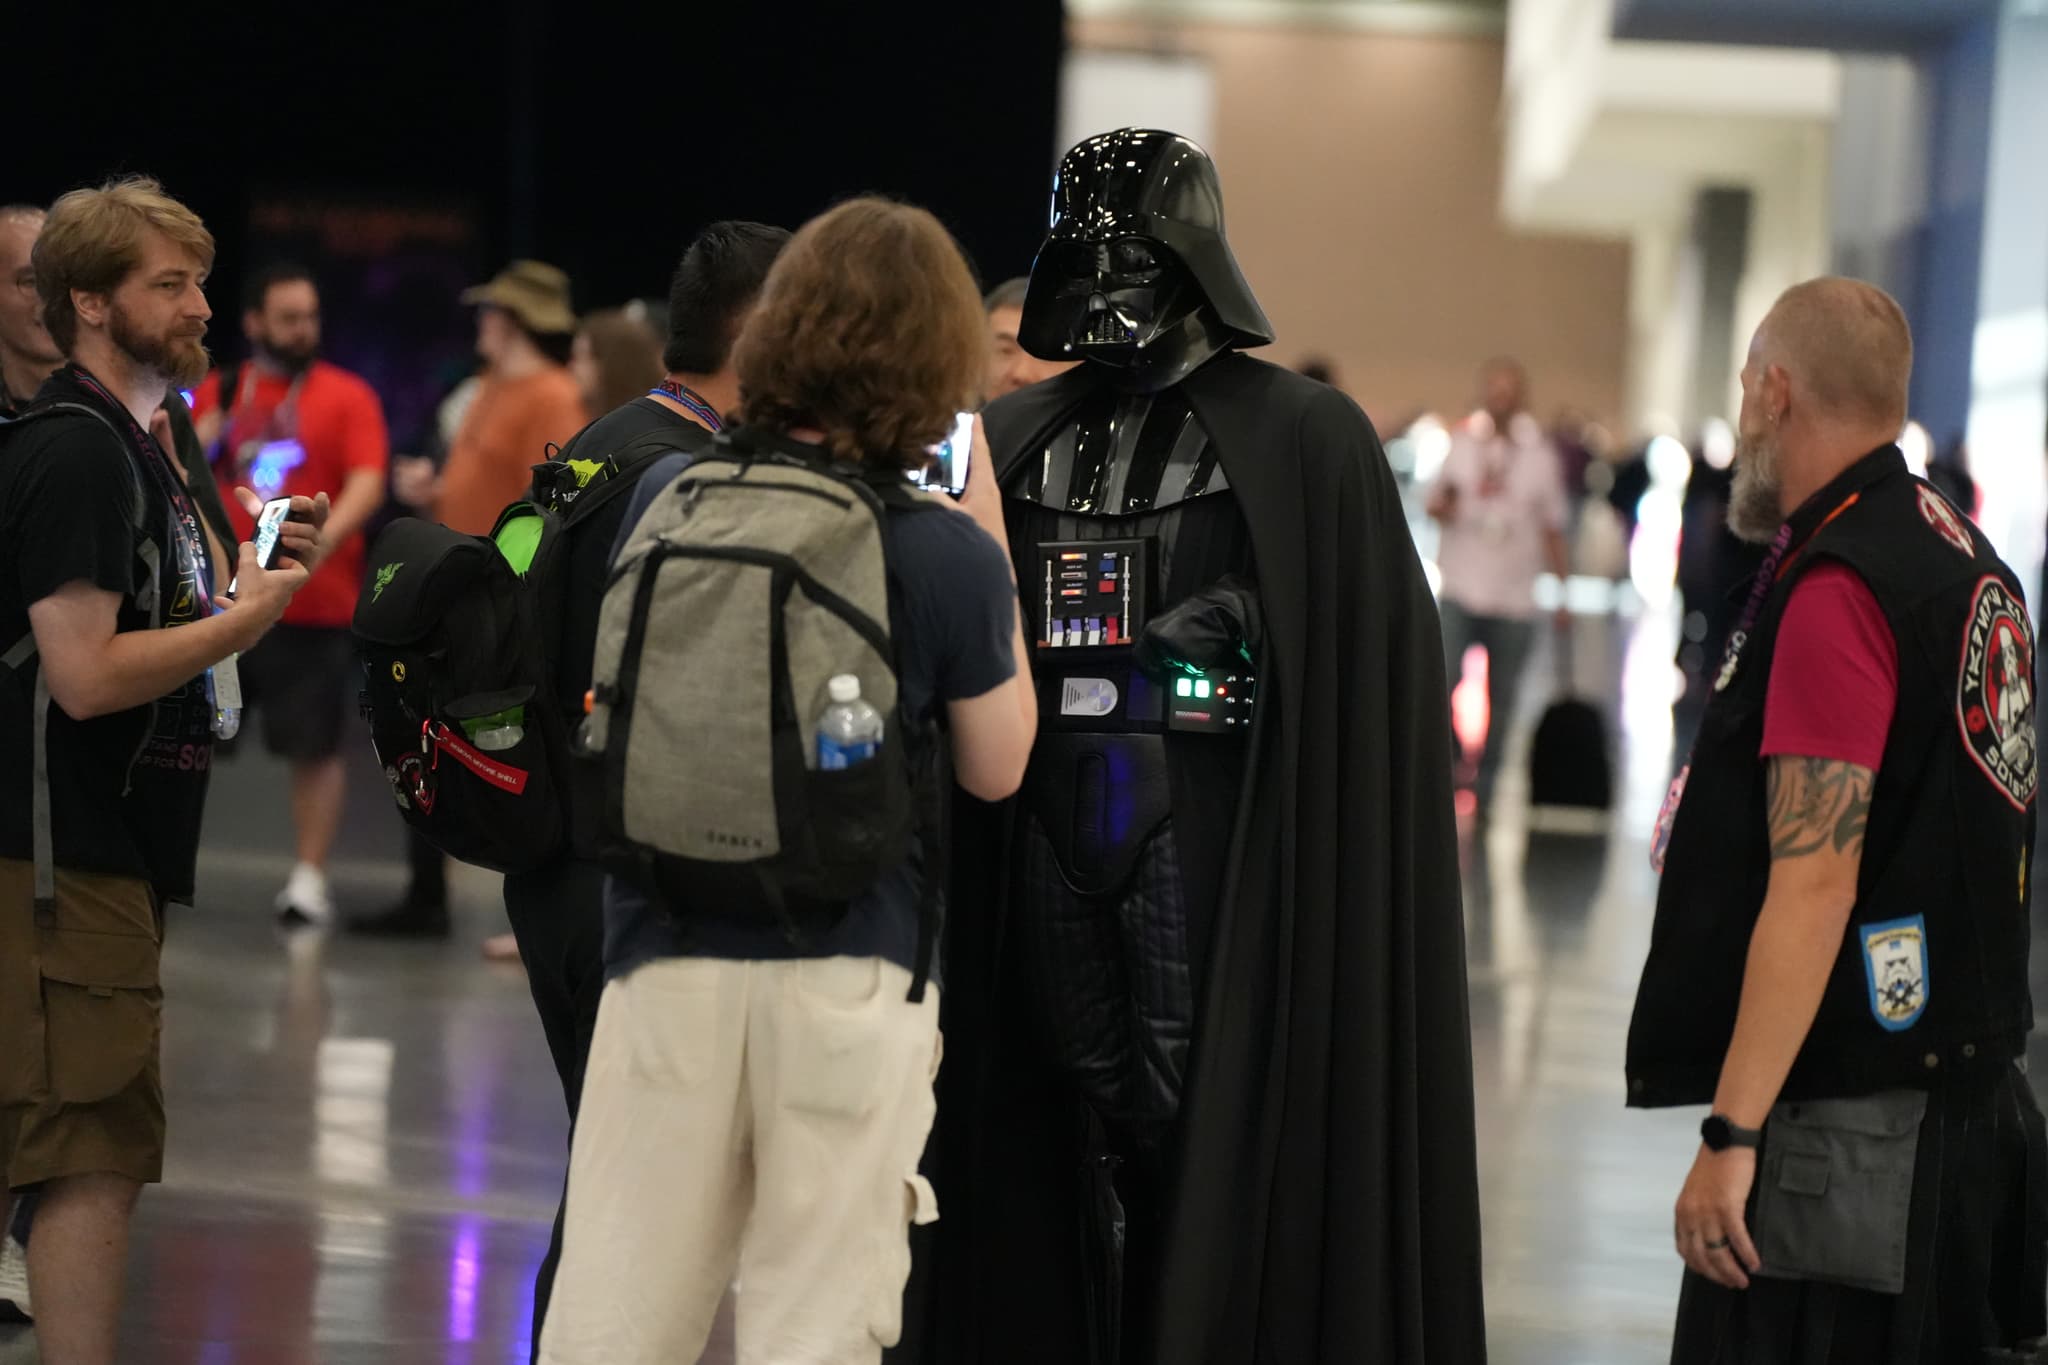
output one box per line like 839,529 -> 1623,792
1019,128 -> 1274,392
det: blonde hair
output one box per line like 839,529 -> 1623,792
734,197 -> 986,468
32,176 -> 214,355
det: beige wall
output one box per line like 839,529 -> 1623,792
1071,16 -> 1632,433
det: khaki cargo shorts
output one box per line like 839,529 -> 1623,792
0,857 -> 165,1191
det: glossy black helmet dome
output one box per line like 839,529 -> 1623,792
1020,129 -> 1274,379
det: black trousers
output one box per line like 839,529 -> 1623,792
1672,1064 -> 2048,1364
500,856 -> 608,1364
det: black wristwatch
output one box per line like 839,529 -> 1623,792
1700,1114 -> 1763,1152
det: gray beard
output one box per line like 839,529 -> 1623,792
1728,434 -> 1783,544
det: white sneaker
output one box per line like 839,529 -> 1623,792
0,1232 -> 31,1322
274,862 -> 334,928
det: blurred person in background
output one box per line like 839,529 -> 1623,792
389,260 -> 586,537
500,219 -> 788,1358
1295,355 -> 1337,386
0,176 -> 326,1365
0,217 -> 39,1303
983,276 -> 1074,400
191,264 -> 389,927
1676,424 -> 1766,736
1425,356 -> 1571,808
539,198 -> 1034,1365
0,206 -> 62,417
1926,434 -> 1978,520
365,261 -> 588,939
568,307 -> 662,419
1550,406 -> 1599,505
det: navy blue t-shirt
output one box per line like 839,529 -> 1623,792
601,450 -> 1018,983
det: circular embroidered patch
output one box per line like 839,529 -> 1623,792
1958,575 -> 2036,810
1918,485 -> 1974,558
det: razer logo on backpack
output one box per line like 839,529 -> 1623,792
371,562 -> 403,602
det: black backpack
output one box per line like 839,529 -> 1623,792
351,430 -> 685,873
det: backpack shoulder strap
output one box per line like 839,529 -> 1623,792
1,401 -> 152,917
32,401 -> 148,531
558,428 -> 708,531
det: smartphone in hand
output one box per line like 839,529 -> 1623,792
925,410 -> 975,496
227,496 -> 295,596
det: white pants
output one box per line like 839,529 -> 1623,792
538,956 -> 941,1365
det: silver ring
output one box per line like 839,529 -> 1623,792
1703,1237 -> 1730,1251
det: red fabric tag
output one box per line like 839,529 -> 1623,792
432,725 -> 531,795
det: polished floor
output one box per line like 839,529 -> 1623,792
4,606 -> 2045,1363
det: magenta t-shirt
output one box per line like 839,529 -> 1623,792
1760,561 -> 1899,769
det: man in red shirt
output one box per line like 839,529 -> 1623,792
192,264 -> 388,925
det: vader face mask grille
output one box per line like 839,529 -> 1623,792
1056,238 -> 1192,359
1079,295 -> 1140,347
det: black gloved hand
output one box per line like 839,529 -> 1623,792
1135,574 -> 1263,680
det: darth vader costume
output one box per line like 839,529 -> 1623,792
899,130 -> 1486,1365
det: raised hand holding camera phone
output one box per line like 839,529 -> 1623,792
938,414 -> 1008,553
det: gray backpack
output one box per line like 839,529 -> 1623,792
583,426 -> 941,998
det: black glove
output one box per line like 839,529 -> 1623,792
1134,575 -> 1262,680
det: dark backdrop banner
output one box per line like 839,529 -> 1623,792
10,1 -> 1063,350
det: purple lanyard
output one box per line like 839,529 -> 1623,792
1714,491 -> 1860,693
651,380 -> 722,431
68,368 -> 213,600
1735,523 -> 1795,635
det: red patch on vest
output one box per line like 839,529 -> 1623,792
1919,485 -> 1974,558
1957,576 -> 2037,811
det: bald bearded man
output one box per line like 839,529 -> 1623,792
1626,278 -> 2047,1363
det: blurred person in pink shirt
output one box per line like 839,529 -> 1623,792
1426,357 -> 1571,806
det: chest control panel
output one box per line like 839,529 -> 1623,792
1165,667 -> 1257,734
1035,537 -> 1148,650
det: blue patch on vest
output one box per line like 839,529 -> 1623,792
1860,914 -> 1929,1032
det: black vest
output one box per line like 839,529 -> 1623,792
1627,447 -> 2036,1107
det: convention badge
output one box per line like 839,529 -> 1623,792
1650,765 -> 1689,874
210,656 -> 244,740
1861,915 -> 1929,1031
1957,576 -> 2036,811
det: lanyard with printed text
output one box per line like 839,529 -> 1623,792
652,379 -> 722,431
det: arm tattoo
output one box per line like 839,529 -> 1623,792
1766,757 -> 1875,859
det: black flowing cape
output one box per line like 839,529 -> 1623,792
905,353 -> 1485,1365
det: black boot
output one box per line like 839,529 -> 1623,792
346,896 -> 451,938
349,832 -> 450,938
